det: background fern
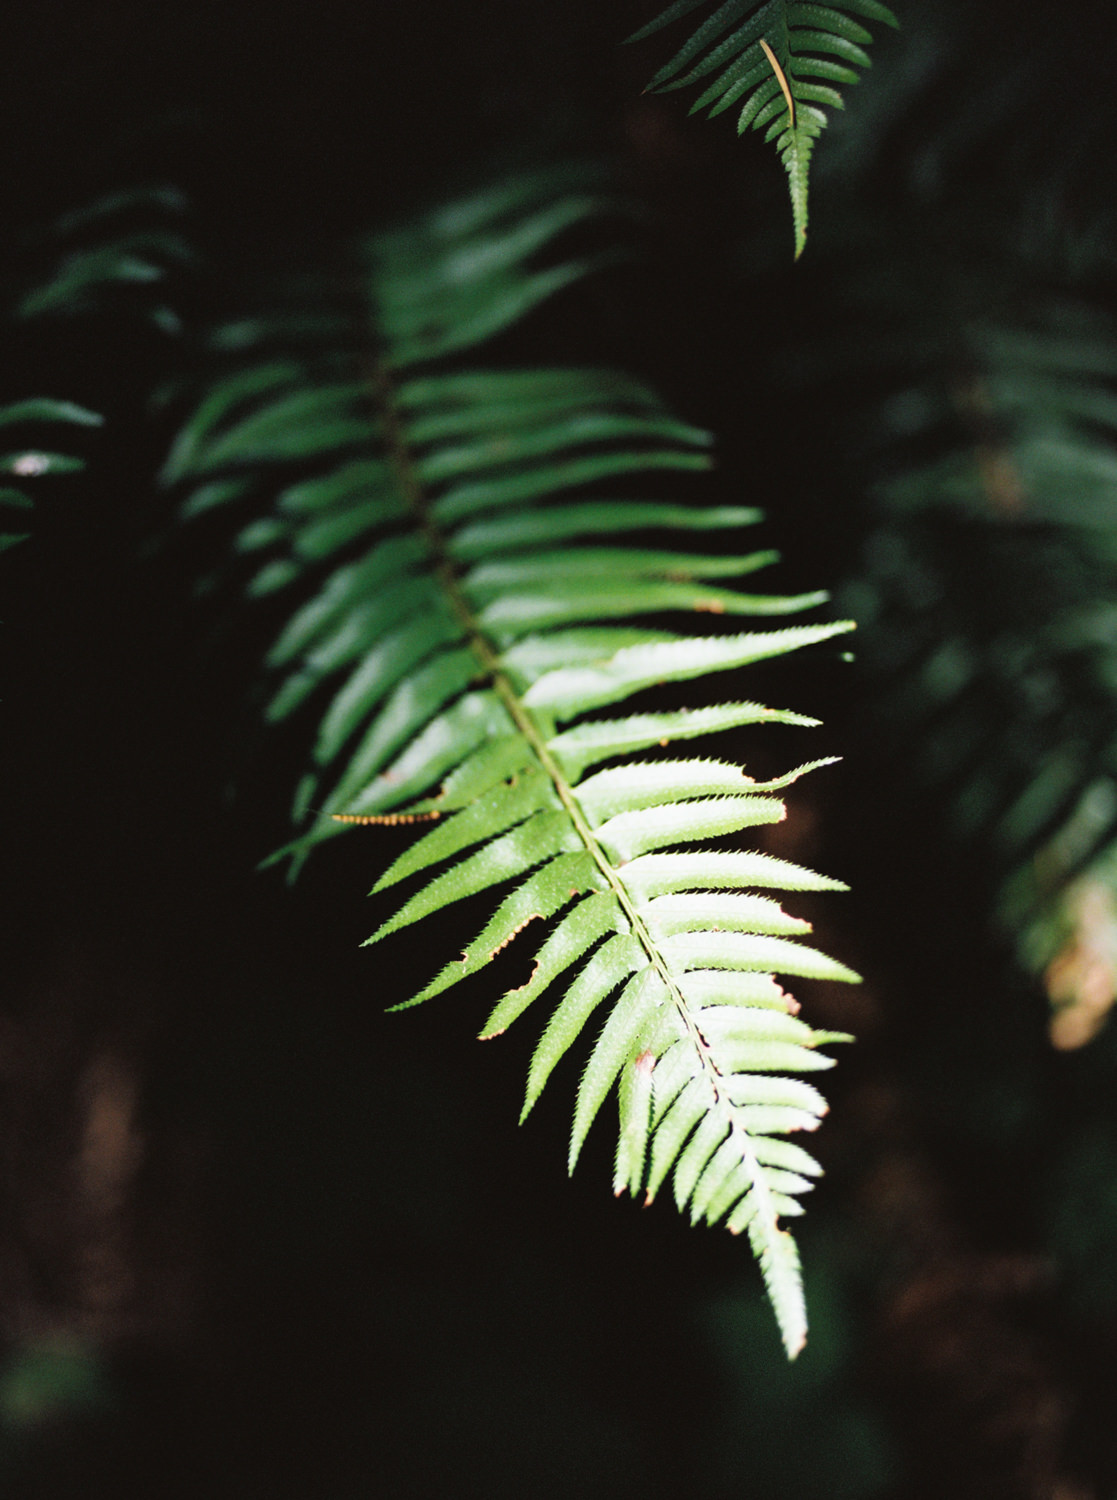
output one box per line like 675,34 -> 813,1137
0,189 -> 186,553
0,399 -> 101,552
841,298 -> 1117,1032
751,20 -> 1117,1046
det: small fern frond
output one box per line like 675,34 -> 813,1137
17,186 -> 191,332
629,0 -> 898,257
838,287 -> 1117,1028
0,399 -> 102,551
169,168 -> 857,1354
0,191 -> 183,551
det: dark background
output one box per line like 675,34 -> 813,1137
2,2 -> 1116,1496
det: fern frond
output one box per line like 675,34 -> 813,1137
169,168 -> 857,1355
629,0 -> 898,257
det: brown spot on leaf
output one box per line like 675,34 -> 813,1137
332,809 -> 441,826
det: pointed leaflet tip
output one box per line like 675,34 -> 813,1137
752,1219 -> 808,1360
774,1231 -> 808,1359
779,123 -> 815,261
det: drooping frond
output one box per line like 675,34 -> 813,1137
167,167 -> 858,1356
628,0 -> 898,257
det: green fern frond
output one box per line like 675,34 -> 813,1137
629,0 -> 898,257
168,168 -> 857,1355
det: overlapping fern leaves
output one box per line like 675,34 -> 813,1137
166,168 -> 858,1355
0,399 -> 101,551
628,0 -> 898,256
